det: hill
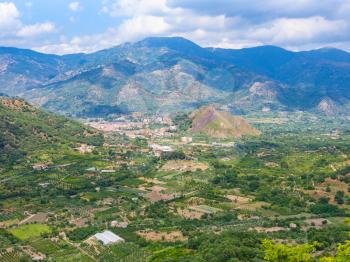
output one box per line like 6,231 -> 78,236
0,96 -> 103,165
0,37 -> 350,116
189,105 -> 261,138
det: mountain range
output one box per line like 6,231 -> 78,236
1,37 -> 350,116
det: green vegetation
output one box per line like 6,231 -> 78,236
9,224 -> 51,240
1,97 -> 350,261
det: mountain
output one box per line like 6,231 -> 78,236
0,37 -> 350,116
210,46 -> 350,112
189,105 -> 261,138
0,96 -> 103,165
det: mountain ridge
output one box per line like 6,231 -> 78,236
1,36 -> 350,116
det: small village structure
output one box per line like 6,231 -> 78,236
149,144 -> 174,157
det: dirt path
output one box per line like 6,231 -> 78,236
19,214 -> 35,225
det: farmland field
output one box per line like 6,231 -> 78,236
8,224 -> 51,240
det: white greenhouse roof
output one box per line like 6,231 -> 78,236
94,230 -> 124,245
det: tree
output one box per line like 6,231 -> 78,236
320,241 -> 350,261
262,239 -> 318,262
335,191 -> 345,205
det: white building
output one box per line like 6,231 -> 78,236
94,230 -> 124,245
149,144 -> 174,157
181,137 -> 193,144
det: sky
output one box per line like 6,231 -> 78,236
0,0 -> 349,54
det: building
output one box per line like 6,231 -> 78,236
32,164 -> 48,171
181,137 -> 193,144
149,144 -> 174,157
94,230 -> 124,245
111,221 -> 129,228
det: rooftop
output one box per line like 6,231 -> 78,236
94,230 -> 124,245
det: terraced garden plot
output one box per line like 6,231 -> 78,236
30,238 -> 61,255
189,205 -> 222,214
161,160 -> 209,172
235,201 -> 271,211
0,250 -> 22,262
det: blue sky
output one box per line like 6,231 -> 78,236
0,0 -> 349,54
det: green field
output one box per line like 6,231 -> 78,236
9,224 -> 51,240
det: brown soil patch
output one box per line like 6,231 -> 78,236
236,201 -> 270,211
137,230 -> 187,242
185,197 -> 206,205
305,218 -> 328,228
250,227 -> 287,233
20,213 -> 47,225
144,191 -> 176,202
226,195 -> 252,204
139,177 -> 166,185
304,178 -> 350,205
177,209 -> 204,219
144,185 -> 177,202
265,162 -> 279,168
161,160 -> 209,172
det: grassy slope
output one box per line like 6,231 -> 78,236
0,97 -> 103,165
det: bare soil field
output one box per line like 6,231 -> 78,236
305,218 -> 329,228
250,226 -> 287,233
139,177 -> 166,185
144,185 -> 177,202
226,195 -> 252,204
20,213 -> 48,225
304,178 -> 350,205
161,160 -> 209,172
177,208 -> 204,219
137,230 -> 187,242
235,201 -> 270,211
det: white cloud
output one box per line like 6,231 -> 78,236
118,15 -> 171,40
249,16 -> 347,45
0,2 -> 56,41
69,2 -> 81,12
32,0 -> 350,53
0,2 -> 21,34
17,22 -> 55,37
101,0 -> 169,17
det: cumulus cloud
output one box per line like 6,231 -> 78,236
69,2 -> 81,12
101,0 -> 169,17
0,2 -> 55,41
248,17 -> 348,45
17,22 -> 55,37
0,2 -> 21,34
30,0 -> 350,53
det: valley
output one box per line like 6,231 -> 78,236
1,96 -> 350,261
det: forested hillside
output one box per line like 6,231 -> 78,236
0,96 -> 103,165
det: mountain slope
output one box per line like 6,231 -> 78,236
0,37 -> 350,116
189,105 -> 261,138
210,46 -> 350,112
0,96 -> 103,165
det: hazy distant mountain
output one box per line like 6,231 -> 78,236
0,37 -> 349,116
